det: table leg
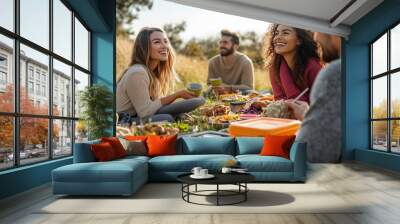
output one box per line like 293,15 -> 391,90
245,183 -> 247,201
217,184 -> 219,206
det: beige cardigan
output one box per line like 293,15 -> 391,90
116,64 -> 162,118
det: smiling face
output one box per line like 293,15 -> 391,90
273,25 -> 300,56
219,36 -> 236,56
149,31 -> 169,61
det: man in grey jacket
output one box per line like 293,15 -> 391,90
286,33 -> 342,163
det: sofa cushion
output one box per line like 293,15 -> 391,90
147,135 -> 177,157
236,137 -> 264,155
260,134 -> 296,159
101,137 -> 127,158
91,142 -> 118,162
236,155 -> 293,172
149,154 -> 235,172
120,138 -> 148,156
179,137 -> 235,155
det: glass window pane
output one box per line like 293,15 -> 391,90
372,121 -> 388,151
0,0 -> 14,31
53,119 -> 72,158
372,77 -> 387,119
20,44 -> 49,115
0,116 -> 14,170
0,35 -> 14,112
75,18 -> 89,70
74,69 -> 89,118
391,72 -> 400,118
20,117 -> 49,165
20,0 -> 49,49
391,120 -> 400,153
372,33 -> 387,76
75,120 -> 88,143
53,59 -> 72,117
391,24 -> 400,70
53,0 -> 72,60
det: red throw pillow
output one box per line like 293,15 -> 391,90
146,135 -> 177,157
259,134 -> 296,159
91,142 -> 117,161
101,137 -> 126,158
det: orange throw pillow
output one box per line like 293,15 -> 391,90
101,137 -> 126,158
146,135 -> 177,157
91,142 -> 117,162
260,134 -> 296,159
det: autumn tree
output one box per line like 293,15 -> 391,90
0,85 -> 59,151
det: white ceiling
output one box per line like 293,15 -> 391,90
166,0 -> 384,37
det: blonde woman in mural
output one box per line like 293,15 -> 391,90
117,27 -> 205,124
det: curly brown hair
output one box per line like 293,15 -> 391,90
263,24 -> 320,89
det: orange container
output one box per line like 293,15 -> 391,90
228,117 -> 301,137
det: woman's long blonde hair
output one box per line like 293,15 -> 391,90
119,27 -> 176,99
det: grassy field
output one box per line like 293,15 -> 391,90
117,36 -> 271,92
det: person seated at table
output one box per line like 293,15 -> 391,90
207,29 -> 255,94
117,27 -> 205,124
263,24 -> 322,103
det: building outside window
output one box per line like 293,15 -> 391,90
41,85 -> 46,97
0,54 -> 7,88
28,81 -> 34,94
28,66 -> 34,80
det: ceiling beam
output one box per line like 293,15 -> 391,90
330,0 -> 368,27
166,0 -> 351,37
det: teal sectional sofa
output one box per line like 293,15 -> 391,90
52,137 -> 307,196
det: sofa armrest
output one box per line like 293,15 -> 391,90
289,141 -> 307,181
73,140 -> 100,163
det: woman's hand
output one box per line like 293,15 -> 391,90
285,99 -> 309,121
161,90 -> 196,106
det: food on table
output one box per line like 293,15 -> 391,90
262,100 -> 293,118
219,93 -> 242,101
199,104 -> 230,117
239,101 -> 268,114
258,95 -> 274,101
209,114 -> 241,123
210,78 -> 222,87
230,101 -> 247,113
187,83 -> 202,97
247,91 -> 262,99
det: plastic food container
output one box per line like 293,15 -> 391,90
228,117 -> 301,137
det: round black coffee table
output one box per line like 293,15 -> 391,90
177,173 -> 255,206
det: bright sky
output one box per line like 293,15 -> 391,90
130,0 -> 271,42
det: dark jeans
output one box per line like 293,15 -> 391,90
118,97 -> 205,125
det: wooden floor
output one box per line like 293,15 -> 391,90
1,162 -> 400,224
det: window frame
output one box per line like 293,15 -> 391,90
0,0 -> 92,171
370,21 -> 400,154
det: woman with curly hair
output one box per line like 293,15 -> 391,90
264,24 -> 322,103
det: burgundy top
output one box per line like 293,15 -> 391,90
269,58 -> 322,103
